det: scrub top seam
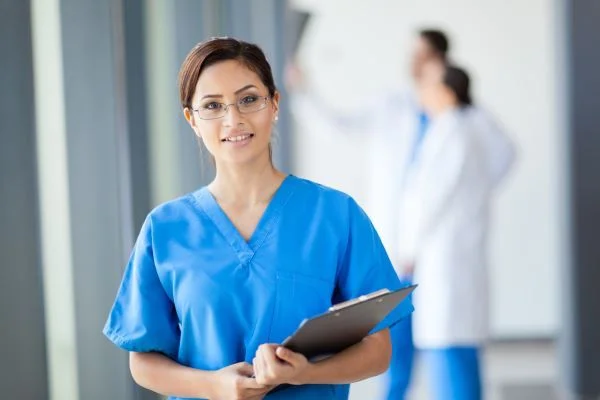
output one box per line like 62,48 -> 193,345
247,183 -> 296,263
188,192 -> 251,263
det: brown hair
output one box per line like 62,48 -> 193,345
443,64 -> 472,106
178,37 -> 277,109
419,29 -> 450,60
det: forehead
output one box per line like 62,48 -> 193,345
194,59 -> 266,97
414,36 -> 433,55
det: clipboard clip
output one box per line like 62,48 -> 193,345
328,288 -> 390,312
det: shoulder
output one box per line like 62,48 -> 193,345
289,176 -> 367,220
291,176 -> 355,204
143,191 -> 201,230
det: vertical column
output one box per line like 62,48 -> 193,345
30,0 -> 80,397
0,0 -> 48,398
123,0 -> 152,230
145,0 -> 181,205
558,0 -> 600,397
60,0 -> 133,396
31,0 -> 153,398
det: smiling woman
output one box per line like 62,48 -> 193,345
102,37 -> 413,400
179,39 -> 279,166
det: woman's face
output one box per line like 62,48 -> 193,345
184,60 -> 279,166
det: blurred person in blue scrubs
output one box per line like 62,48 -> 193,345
397,60 -> 505,400
103,37 -> 412,400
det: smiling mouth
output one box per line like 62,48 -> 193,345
221,133 -> 254,142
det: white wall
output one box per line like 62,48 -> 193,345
290,0 -> 561,338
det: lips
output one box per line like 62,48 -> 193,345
221,133 -> 254,142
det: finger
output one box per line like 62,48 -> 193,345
252,356 -> 262,380
253,349 -> 264,376
276,346 -> 304,367
258,348 -> 269,376
236,362 -> 255,377
237,376 -> 267,390
261,345 -> 280,366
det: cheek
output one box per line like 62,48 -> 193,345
251,113 -> 275,139
196,124 -> 221,150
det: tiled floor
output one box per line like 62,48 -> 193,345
349,341 -> 558,400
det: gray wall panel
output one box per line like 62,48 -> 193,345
559,0 -> 600,397
0,0 -> 48,398
59,0 -> 133,398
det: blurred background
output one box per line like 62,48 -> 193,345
1,0 -> 598,399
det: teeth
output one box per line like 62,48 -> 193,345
225,134 -> 251,142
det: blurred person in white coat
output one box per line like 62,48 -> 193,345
287,31 -> 451,399
398,60 -> 504,400
286,29 -> 515,399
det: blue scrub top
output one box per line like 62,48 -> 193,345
103,175 -> 413,400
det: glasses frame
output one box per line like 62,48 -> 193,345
192,95 -> 271,120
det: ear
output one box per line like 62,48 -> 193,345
183,107 -> 195,127
271,91 -> 280,115
183,108 -> 202,138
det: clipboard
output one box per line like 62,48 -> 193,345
281,284 -> 417,360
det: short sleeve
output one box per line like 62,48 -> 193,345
335,199 -> 414,333
103,217 -> 180,359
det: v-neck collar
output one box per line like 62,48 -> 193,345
194,175 -> 296,264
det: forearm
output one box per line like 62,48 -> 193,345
129,352 -> 214,398
290,91 -> 371,133
297,329 -> 391,385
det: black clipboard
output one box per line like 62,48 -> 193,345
281,285 -> 417,360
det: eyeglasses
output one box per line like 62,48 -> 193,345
192,95 -> 271,120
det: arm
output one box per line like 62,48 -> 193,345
104,218 -> 271,400
129,352 -> 213,398
294,329 -> 391,384
130,352 -> 272,400
286,63 -> 378,134
470,107 -> 517,186
290,89 -> 374,133
253,329 -> 391,386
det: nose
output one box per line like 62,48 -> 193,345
222,103 -> 243,126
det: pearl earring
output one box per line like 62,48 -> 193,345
274,115 -> 279,121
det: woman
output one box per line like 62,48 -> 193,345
103,37 -> 412,400
397,60 -> 494,400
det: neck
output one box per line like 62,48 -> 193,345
428,98 -> 459,118
209,152 -> 285,206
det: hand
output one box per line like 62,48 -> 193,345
253,344 -> 310,386
210,362 -> 273,400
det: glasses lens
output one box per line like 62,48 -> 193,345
238,96 -> 268,114
198,104 -> 225,120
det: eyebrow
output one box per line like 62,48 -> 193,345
200,84 -> 258,100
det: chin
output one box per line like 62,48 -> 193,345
221,147 -> 271,165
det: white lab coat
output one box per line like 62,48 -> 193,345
291,89 -> 515,347
397,107 -> 512,347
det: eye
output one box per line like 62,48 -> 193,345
203,102 -> 222,110
239,95 -> 258,105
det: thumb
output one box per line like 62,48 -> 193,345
276,347 -> 303,365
